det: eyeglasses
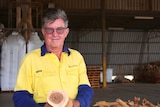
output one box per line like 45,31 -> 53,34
43,27 -> 67,34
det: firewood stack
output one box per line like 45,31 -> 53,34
93,97 -> 160,107
87,66 -> 102,88
134,62 -> 160,83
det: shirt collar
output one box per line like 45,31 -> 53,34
41,43 -> 70,56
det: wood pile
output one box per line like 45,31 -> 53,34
93,97 -> 160,107
134,62 -> 160,83
87,66 -> 102,88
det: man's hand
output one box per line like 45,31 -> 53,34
44,99 -> 80,107
72,100 -> 80,107
43,103 -> 52,107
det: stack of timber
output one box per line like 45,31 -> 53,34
87,66 -> 102,88
134,62 -> 160,83
93,96 -> 160,107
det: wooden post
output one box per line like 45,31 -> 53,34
8,3 -> 12,27
16,0 -> 33,43
101,0 -> 107,88
16,0 -> 21,28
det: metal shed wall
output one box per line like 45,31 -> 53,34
65,30 -> 160,75
1,0 -> 160,10
46,0 -> 160,11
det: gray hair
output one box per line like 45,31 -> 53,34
41,9 -> 68,28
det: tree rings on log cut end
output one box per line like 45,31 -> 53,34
49,92 -> 63,104
47,90 -> 69,107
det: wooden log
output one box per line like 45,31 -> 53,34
47,90 -> 73,107
116,98 -> 129,107
142,98 -> 156,107
94,101 -> 119,107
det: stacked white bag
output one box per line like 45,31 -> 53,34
27,32 -> 43,53
0,31 -> 26,91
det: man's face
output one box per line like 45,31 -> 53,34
41,19 -> 69,51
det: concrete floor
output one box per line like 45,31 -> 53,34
0,91 -> 14,107
0,83 -> 160,107
91,83 -> 160,106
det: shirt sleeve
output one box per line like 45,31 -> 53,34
13,91 -> 42,107
76,84 -> 94,107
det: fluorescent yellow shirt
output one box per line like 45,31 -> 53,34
14,48 -> 90,103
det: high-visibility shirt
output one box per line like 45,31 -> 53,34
14,45 -> 91,103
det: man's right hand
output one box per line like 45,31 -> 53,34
44,103 -> 52,107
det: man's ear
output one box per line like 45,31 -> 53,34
65,28 -> 69,38
41,28 -> 45,35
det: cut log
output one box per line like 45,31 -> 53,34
47,90 -> 73,107
93,97 -> 159,107
116,98 -> 129,107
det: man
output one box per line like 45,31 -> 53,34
13,9 -> 94,107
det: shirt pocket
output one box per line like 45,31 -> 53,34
66,65 -> 79,85
34,70 -> 57,87
34,71 -> 57,100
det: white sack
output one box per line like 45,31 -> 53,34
0,31 -> 26,91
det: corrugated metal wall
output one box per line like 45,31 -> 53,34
1,0 -> 160,11
65,30 -> 160,75
53,0 -> 160,11
52,0 -> 160,11
0,0 -> 8,8
105,0 -> 148,10
1,0 -> 160,75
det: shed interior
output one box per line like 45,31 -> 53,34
0,0 -> 160,90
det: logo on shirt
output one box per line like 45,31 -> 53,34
36,70 -> 42,73
68,65 -> 78,67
